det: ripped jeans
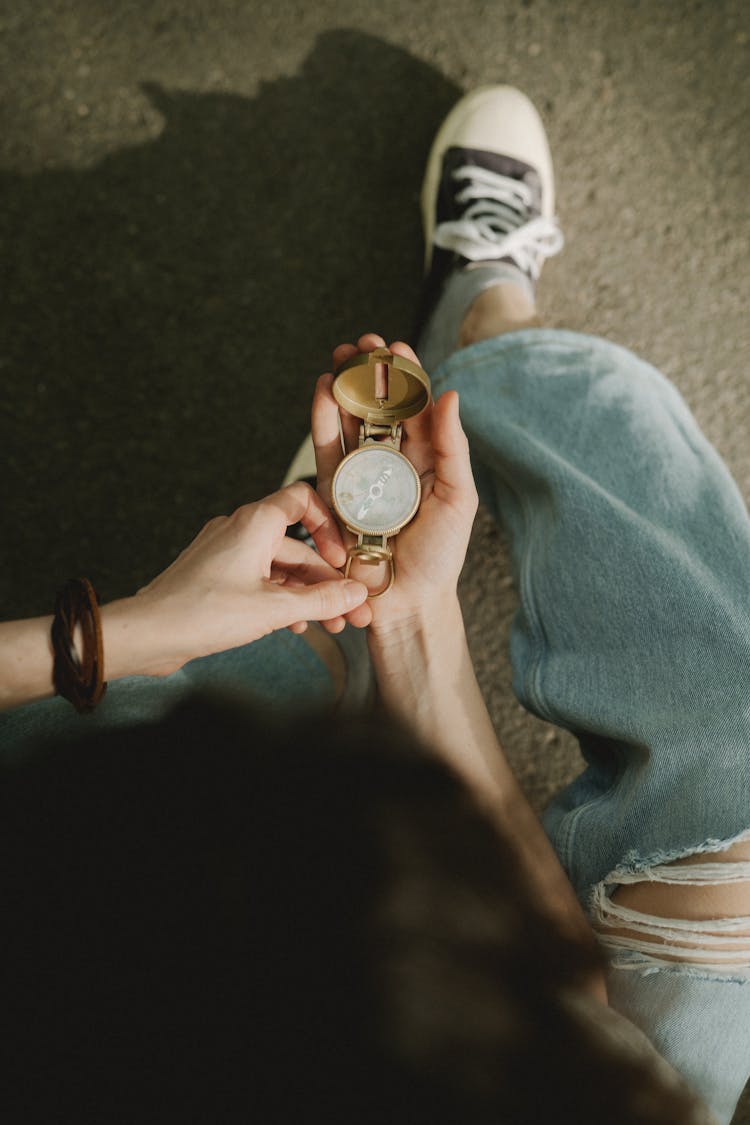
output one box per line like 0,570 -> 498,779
429,329 -> 750,1124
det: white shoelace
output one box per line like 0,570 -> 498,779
432,164 -> 564,281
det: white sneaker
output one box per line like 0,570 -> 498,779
414,86 -> 563,339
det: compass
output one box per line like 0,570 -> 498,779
330,347 -> 431,597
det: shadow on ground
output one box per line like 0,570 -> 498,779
1,30 -> 459,614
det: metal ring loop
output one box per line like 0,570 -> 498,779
344,546 -> 396,598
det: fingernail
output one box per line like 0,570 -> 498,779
343,580 -> 368,603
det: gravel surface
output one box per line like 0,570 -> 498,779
1,0 -> 748,1117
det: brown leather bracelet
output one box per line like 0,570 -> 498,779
51,578 -> 108,713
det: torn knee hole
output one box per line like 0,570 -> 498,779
591,835 -> 750,968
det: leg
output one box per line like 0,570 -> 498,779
427,327 -> 750,871
417,87 -> 750,1123
432,326 -> 750,1124
458,282 -> 541,344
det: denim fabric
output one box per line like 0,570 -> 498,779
416,261 -> 533,378
430,329 -> 750,1124
0,628 -> 335,764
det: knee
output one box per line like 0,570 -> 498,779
590,835 -> 750,976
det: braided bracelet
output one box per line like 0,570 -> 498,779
51,578 -> 108,713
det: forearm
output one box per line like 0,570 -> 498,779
369,598 -> 509,798
368,598 -> 605,976
0,597 -> 165,712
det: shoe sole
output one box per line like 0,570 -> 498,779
420,85 -> 557,272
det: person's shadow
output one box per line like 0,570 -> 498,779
1,31 -> 460,615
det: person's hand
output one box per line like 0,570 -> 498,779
133,482 -> 369,675
312,332 -> 479,634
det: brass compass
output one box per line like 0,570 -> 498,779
330,347 -> 431,597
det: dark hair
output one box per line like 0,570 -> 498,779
0,694 -> 702,1123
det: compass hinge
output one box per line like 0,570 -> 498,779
359,421 -> 403,449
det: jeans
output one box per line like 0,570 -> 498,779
3,329 -> 749,1121
430,329 -> 750,1125
0,628 -> 336,765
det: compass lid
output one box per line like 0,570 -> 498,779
332,347 -> 431,424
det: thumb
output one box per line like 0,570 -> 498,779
431,391 -> 477,499
268,578 -> 369,628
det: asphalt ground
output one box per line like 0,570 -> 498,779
1,1 -> 749,1116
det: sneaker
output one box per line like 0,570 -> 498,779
413,85 -> 563,346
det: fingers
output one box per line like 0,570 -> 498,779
298,601 -> 372,635
344,555 -> 394,599
384,338 -> 434,475
330,333 -> 387,452
315,595 -> 373,634
331,341 -> 360,371
258,481 -> 348,569
311,374 -> 350,507
386,338 -> 421,366
266,577 -> 369,632
430,391 -> 479,512
399,402 -> 434,477
332,332 -> 387,369
326,335 -> 446,495
271,536 -> 344,585
272,531 -> 373,632
314,334 -> 393,502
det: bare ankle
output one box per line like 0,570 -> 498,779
459,282 -> 541,347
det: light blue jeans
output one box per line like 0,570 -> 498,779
3,329 -> 749,1121
430,329 -> 750,1125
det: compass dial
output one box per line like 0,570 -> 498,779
332,444 -> 421,535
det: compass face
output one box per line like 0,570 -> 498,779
332,444 -> 421,535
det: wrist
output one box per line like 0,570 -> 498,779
367,593 -> 464,650
100,595 -> 183,680
366,595 -> 469,733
